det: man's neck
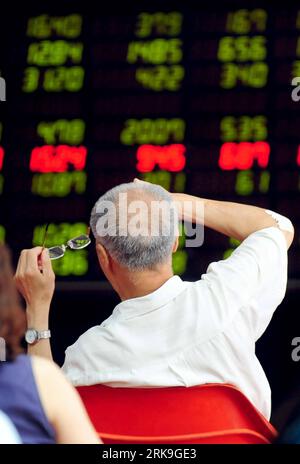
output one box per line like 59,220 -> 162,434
116,266 -> 174,301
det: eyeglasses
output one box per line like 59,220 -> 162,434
41,224 -> 91,260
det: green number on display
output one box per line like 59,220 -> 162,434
27,14 -> 82,39
135,12 -> 183,37
23,67 -> 84,93
226,9 -> 267,34
235,170 -> 270,196
27,41 -> 83,66
218,36 -> 266,62
135,65 -> 184,91
121,118 -> 185,145
31,172 -> 87,197
220,115 -> 267,141
220,62 -> 268,88
127,39 -> 182,64
37,119 -> 86,144
43,66 -> 84,92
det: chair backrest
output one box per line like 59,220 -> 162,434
76,383 -> 277,444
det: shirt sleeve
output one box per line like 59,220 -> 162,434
200,227 -> 288,338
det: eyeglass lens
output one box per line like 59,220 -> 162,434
68,235 -> 91,250
48,246 -> 65,260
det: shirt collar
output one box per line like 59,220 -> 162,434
112,275 -> 187,320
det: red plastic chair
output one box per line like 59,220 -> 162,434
76,383 -> 277,444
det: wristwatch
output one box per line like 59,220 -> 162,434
25,329 -> 51,345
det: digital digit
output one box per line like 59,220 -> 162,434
22,67 -> 40,92
235,170 -> 254,195
0,147 -> 4,170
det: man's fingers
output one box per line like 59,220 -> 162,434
15,247 -> 53,277
40,249 -> 54,276
14,250 -> 29,297
15,249 -> 28,276
13,247 -> 55,309
25,247 -> 44,272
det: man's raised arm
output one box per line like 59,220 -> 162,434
15,247 -> 55,361
172,193 -> 294,249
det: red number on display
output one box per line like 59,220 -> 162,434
219,141 -> 270,170
0,147 -> 4,170
29,145 -> 87,172
297,145 -> 300,166
136,144 -> 186,172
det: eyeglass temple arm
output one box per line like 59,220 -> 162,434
41,223 -> 49,250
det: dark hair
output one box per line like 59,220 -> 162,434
0,245 -> 25,361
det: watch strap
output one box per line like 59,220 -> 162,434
37,330 -> 51,340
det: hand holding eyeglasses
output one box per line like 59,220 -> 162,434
15,247 -> 55,316
14,227 -> 91,321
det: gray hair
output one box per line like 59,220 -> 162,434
90,182 -> 178,270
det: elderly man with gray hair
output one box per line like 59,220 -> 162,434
16,179 -> 294,420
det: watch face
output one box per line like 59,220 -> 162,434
25,329 -> 38,344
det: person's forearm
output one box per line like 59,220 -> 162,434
173,193 -> 294,246
26,304 -> 53,361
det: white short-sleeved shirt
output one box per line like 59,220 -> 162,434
62,227 -> 288,419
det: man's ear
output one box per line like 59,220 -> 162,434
172,236 -> 179,253
96,242 -> 110,270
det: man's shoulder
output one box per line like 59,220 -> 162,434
174,278 -> 208,301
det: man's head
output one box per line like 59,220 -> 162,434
90,181 -> 179,293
